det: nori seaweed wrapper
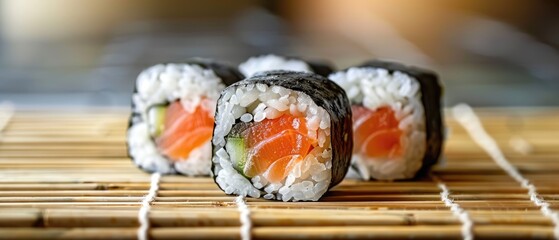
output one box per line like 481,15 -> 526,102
358,60 -> 444,178
127,59 -> 245,173
304,60 -> 335,77
212,70 -> 353,192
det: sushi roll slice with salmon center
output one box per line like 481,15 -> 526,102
329,60 -> 443,180
127,59 -> 244,175
212,71 -> 352,201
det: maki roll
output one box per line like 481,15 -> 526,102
239,54 -> 333,78
212,71 -> 352,201
127,59 -> 244,175
329,60 -> 443,180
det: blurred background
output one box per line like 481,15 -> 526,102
1,0 -> 558,108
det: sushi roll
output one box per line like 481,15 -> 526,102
212,71 -> 352,201
239,54 -> 334,78
329,60 -> 443,180
127,59 -> 244,175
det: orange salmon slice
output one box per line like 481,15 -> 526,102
352,105 -> 403,159
241,114 -> 316,182
156,101 -> 214,161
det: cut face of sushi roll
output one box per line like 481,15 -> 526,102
329,61 -> 443,180
127,60 -> 244,175
212,71 -> 352,201
239,54 -> 333,78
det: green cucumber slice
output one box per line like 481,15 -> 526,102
226,137 -> 247,174
148,105 -> 167,137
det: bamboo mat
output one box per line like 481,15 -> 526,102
0,107 -> 558,239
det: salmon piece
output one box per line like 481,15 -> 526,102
156,101 -> 214,161
245,130 -> 313,178
242,114 -> 312,147
161,128 -> 213,160
240,114 -> 316,182
164,100 -> 185,129
352,105 -> 403,158
263,155 -> 304,183
362,128 -> 403,158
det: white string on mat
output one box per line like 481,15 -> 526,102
235,195 -> 252,240
431,174 -> 474,240
452,104 -> 559,240
0,102 -> 15,133
138,172 -> 162,240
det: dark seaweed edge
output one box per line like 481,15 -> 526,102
126,60 -> 245,175
305,60 -> 335,77
211,70 -> 353,200
355,60 -> 444,180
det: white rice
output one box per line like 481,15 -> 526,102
239,55 -> 312,77
212,83 -> 332,201
128,63 -> 225,175
329,67 -> 426,180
